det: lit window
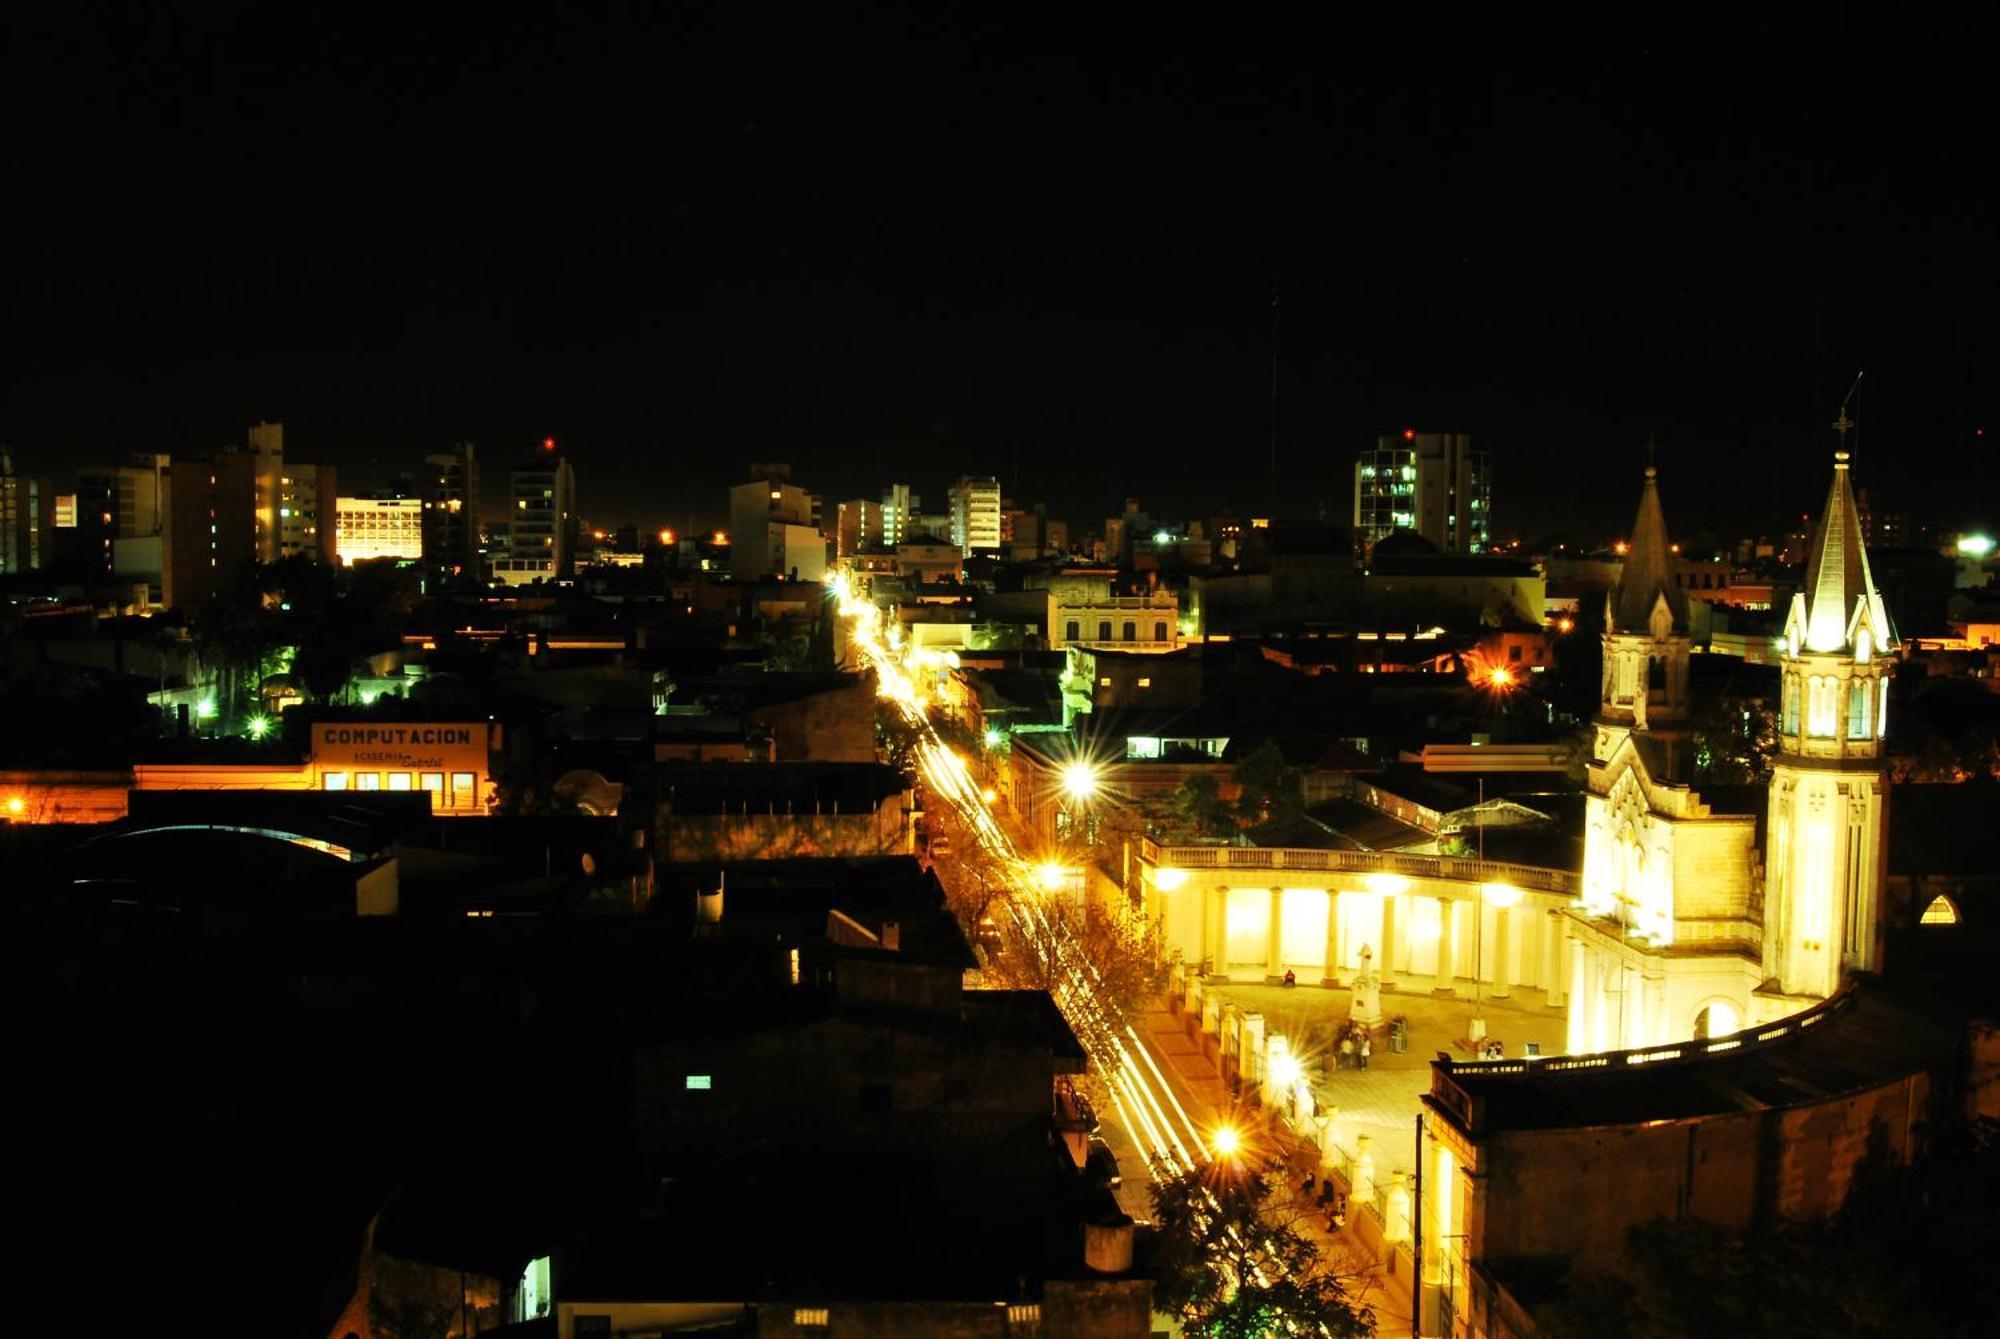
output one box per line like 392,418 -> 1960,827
420,772 -> 444,793
1920,896 -> 1959,925
323,772 -> 349,791
452,771 -> 477,801
1137,677 -> 1151,688
355,773 -> 382,791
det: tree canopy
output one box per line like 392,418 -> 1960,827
1150,1159 -> 1373,1338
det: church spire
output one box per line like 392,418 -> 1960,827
1789,441 -> 1894,657
1610,462 -> 1688,635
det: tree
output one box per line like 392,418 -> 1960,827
876,698 -> 924,776
1166,773 -> 1237,841
1231,740 -> 1300,828
1150,1160 -> 1373,1338
987,893 -> 1170,1031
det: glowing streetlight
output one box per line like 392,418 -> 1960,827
1481,881 -> 1523,908
1060,760 -> 1100,801
246,714 -> 272,740
984,727 -> 1003,748
1152,866 -> 1190,892
1210,1124 -> 1243,1160
1036,862 -> 1069,893
1488,665 -> 1514,688
1267,1053 -> 1304,1090
5,796 -> 24,816
195,697 -> 217,720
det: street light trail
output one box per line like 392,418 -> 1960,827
834,585 -> 1208,1183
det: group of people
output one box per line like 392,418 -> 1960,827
1334,1020 -> 1373,1070
1477,1037 -> 1505,1060
1300,1170 -> 1348,1229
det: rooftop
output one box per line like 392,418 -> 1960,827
1426,980 -> 1959,1137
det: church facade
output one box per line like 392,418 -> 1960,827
1567,451 -> 1892,1053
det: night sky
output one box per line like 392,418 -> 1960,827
4,9 -> 1992,542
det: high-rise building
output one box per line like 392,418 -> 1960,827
75,453 -> 172,596
336,496 -> 425,564
0,448 -> 55,575
947,475 -> 1002,557
247,421 -> 284,564
1353,431 -> 1490,555
167,449 -> 262,610
729,465 -> 824,582
421,442 -> 481,582
280,463 -> 338,563
834,498 -> 883,561
881,483 -> 920,547
510,439 -> 578,579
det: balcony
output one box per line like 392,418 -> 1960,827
1139,836 -> 1579,897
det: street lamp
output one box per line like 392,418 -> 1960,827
1060,760 -> 1100,801
1210,1123 -> 1243,1160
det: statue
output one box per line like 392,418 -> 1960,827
1350,944 -> 1383,1026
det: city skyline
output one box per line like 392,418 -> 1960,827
4,13 -> 1991,541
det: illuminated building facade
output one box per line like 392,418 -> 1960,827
335,496 -> 424,564
279,462 -> 338,563
947,474 -> 1001,557
1566,457 -> 1893,1053
729,465 -> 824,582
1353,431 -> 1490,555
511,440 -> 578,577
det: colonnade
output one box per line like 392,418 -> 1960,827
1192,881 -> 1571,1003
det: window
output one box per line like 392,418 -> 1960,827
1921,895 -> 1959,926
1508,644 -> 1522,662
420,772 -> 444,794
1782,677 -> 1799,734
355,773 -> 382,791
387,772 -> 413,791
1121,621 -> 1136,641
1065,620 -> 1079,641
1137,677 -> 1151,688
1097,621 -> 1112,642
453,772 -> 477,803
323,772 -> 349,791
574,1319 -> 611,1338
1154,621 -> 1168,642
1808,677 -> 1837,737
1847,680 -> 1869,739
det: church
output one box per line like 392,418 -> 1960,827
1566,448 -> 1893,1053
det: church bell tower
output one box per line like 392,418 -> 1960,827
1761,439 -> 1894,1010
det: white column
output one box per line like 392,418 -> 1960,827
1207,885 -> 1228,974
1433,896 -> 1454,994
1266,886 -> 1284,977
1323,889 -> 1343,986
1546,913 -> 1568,1009
1380,893 -> 1399,985
1490,905 -> 1513,999
1566,939 -> 1589,1053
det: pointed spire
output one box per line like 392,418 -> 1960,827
1610,463 -> 1688,635
1797,450 -> 1894,654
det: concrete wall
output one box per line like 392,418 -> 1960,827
748,678 -> 877,763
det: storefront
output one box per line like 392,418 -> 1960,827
311,722 -> 496,815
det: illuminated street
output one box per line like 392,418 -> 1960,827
834,578 -> 1220,1185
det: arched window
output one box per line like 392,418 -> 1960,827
1154,621 -> 1168,643
1647,656 -> 1666,691
1692,999 -> 1740,1040
1098,621 -> 1112,643
1847,680 -> 1869,739
1782,676 -> 1799,734
1065,620 -> 1080,642
1122,621 -> 1136,642
1920,895 -> 1959,926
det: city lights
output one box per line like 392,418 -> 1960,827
1489,665 -> 1514,687
195,697 -> 217,720
5,796 -> 23,816
1036,862 -> 1069,893
245,714 -> 271,740
1210,1124 -> 1242,1159
984,728 -> 1002,748
1060,760 -> 1100,801
658,528 -> 675,546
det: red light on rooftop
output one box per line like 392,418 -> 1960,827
542,436 -> 556,452
1403,429 -> 1416,440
